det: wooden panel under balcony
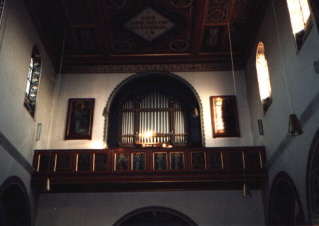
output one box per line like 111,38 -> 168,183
31,147 -> 268,192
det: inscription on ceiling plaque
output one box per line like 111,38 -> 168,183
125,7 -> 175,42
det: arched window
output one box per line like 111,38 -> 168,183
256,42 -> 272,113
286,0 -> 311,50
107,73 -> 202,148
24,45 -> 41,117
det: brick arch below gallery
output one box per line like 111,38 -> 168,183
113,206 -> 198,226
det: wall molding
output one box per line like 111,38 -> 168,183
61,62 -> 244,73
265,89 -> 319,170
0,131 -> 34,175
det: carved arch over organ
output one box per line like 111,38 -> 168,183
105,72 -> 204,148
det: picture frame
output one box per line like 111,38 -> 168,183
54,154 -> 71,172
65,98 -> 95,140
131,152 -> 146,171
94,153 -> 108,171
208,151 -> 223,170
114,153 -> 129,171
76,153 -> 92,172
210,95 -> 240,138
191,151 -> 206,170
170,152 -> 185,170
153,152 -> 168,171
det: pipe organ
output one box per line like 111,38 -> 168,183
120,90 -> 188,147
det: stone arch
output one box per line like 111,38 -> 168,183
268,172 -> 305,225
113,206 -> 198,226
0,176 -> 31,226
306,127 -> 319,224
103,71 -> 204,148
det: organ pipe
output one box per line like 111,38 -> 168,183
120,90 -> 188,146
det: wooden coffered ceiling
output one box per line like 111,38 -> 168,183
25,0 -> 268,73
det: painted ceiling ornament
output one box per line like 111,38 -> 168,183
169,40 -> 189,52
104,0 -> 126,9
111,41 -> 131,53
171,0 -> 193,9
206,0 -> 231,23
124,7 -> 175,42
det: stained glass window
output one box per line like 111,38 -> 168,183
24,46 -> 41,117
287,0 -> 311,49
256,42 -> 272,113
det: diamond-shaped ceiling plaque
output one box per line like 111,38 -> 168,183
125,7 -> 175,42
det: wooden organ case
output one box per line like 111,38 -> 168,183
119,90 -> 189,148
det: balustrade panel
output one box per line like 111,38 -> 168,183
31,147 -> 267,192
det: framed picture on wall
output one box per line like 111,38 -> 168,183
210,95 -> 240,138
65,98 -> 95,140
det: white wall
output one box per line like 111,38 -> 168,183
245,0 -> 319,221
0,0 -> 56,225
0,146 -> 38,225
49,70 -> 253,149
40,58 -> 264,226
0,0 -> 56,160
37,190 -> 265,226
0,1 -> 270,225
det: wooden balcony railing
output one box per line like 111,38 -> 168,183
31,147 -> 267,192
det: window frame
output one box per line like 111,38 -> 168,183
286,0 -> 313,51
24,45 -> 41,118
256,41 -> 272,114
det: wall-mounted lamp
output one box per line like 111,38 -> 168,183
36,123 -> 42,141
272,1 -> 303,136
258,119 -> 264,135
228,22 -> 251,198
44,178 -> 50,192
44,26 -> 68,193
242,183 -> 251,198
288,114 -> 303,136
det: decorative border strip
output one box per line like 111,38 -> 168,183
0,131 -> 34,175
62,62 -> 244,73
